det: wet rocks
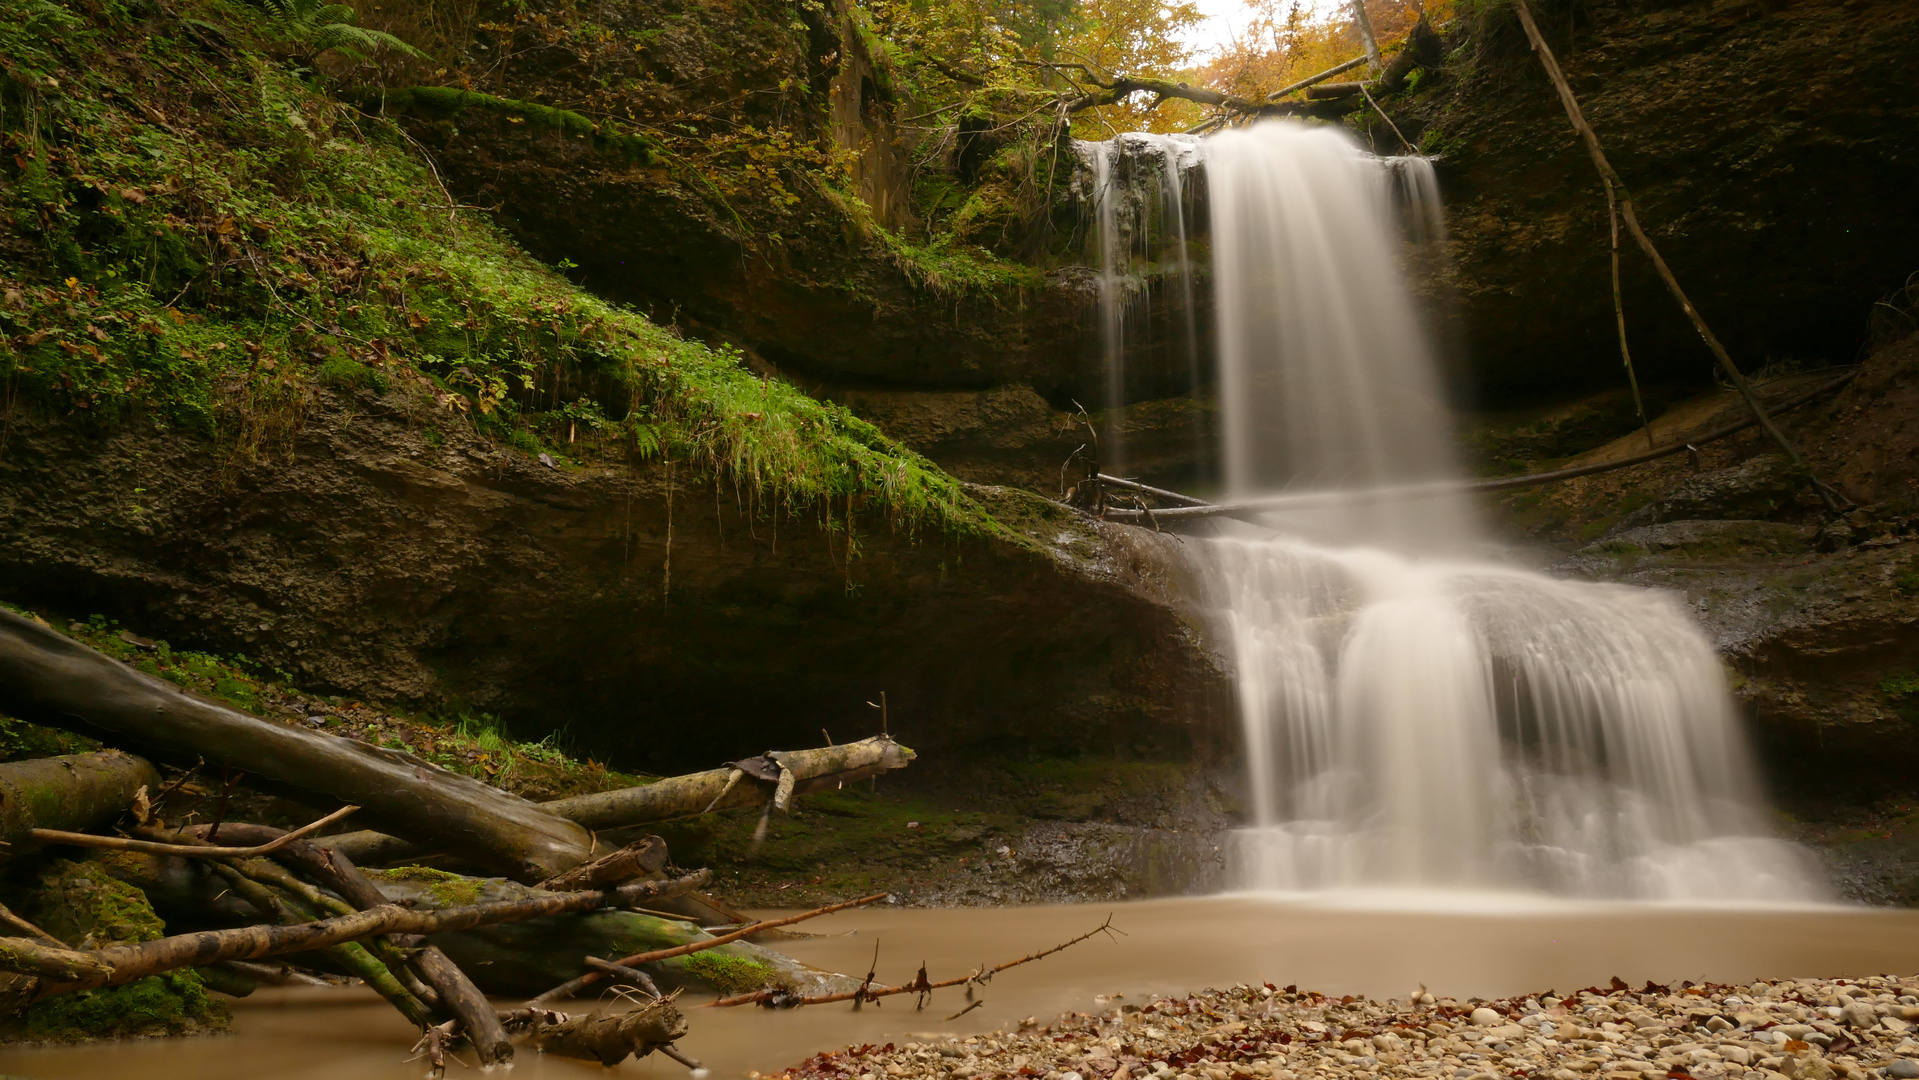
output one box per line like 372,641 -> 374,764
767,974 -> 1919,1080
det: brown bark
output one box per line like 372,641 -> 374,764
528,891 -> 887,1006
182,821 -> 519,1064
32,804 -> 358,857
327,734 -> 916,865
530,996 -> 688,1066
0,870 -> 712,1007
537,836 -> 668,891
709,916 -> 1119,1009
0,750 -> 157,860
0,607 -> 593,882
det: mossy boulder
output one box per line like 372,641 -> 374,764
2,860 -> 227,1043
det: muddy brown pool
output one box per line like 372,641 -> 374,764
4,894 -> 1916,1080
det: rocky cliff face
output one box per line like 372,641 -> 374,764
0,380 -> 1232,776
1402,0 -> 1919,403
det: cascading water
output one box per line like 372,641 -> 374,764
1086,120 -> 1827,901
1080,132 -> 1207,478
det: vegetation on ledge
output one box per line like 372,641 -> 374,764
0,0 -> 986,536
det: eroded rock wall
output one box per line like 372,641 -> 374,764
0,383 -> 1232,776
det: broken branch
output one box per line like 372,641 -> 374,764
527,891 -> 888,1005
706,915 -> 1121,1009
30,805 -> 360,858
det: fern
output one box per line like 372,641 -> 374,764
258,0 -> 425,64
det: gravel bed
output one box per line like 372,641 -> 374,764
761,975 -> 1919,1080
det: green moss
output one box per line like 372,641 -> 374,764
0,0 -> 994,540
315,355 -> 385,391
366,87 -> 662,164
365,866 -> 488,907
5,860 -> 228,1042
676,950 -> 779,994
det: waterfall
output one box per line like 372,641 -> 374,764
1158,121 -> 1825,902
1081,133 -> 1206,479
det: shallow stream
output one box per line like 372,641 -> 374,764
5,894 -> 1917,1079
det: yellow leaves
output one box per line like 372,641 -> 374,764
407,310 -> 430,329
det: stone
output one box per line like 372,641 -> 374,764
1888,1062 -> 1919,1080
1840,1003 -> 1876,1030
1472,1008 -> 1503,1028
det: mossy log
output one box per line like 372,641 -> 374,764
0,867 -> 714,1008
97,853 -> 851,998
368,870 -> 862,999
327,735 -> 916,867
0,608 -> 593,882
0,750 -> 157,860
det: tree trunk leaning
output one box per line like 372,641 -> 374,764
0,750 -> 157,860
326,735 -> 916,867
0,608 -> 594,882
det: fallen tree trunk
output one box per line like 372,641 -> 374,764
0,608 -> 594,882
0,869 -> 713,1007
0,750 -> 156,860
326,734 -> 916,866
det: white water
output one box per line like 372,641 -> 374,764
1175,122 -> 1826,901
1081,132 -> 1206,477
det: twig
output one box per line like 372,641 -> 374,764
661,1044 -> 707,1072
1511,0 -> 1841,511
584,955 -> 661,997
1603,174 -> 1654,450
706,915 -> 1123,1009
946,999 -> 985,1021
528,892 -> 888,1006
1359,83 -> 1412,152
31,805 -> 360,857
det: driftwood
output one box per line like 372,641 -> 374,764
537,836 -> 668,892
531,994 -> 688,1066
1098,371 -> 1856,523
708,915 -> 1121,1009
188,821 -> 514,1064
0,608 -> 594,882
528,891 -> 889,1006
0,750 -> 157,859
0,869 -> 712,1007
31,804 -> 359,858
327,734 -> 917,866
105,852 -> 836,997
1510,0 -> 1840,512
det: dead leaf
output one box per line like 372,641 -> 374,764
407,311 -> 429,329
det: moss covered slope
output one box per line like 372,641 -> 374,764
0,0 -> 982,533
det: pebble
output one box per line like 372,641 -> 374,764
771,975 -> 1919,1080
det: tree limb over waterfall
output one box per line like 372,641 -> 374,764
1097,371 -> 1857,524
